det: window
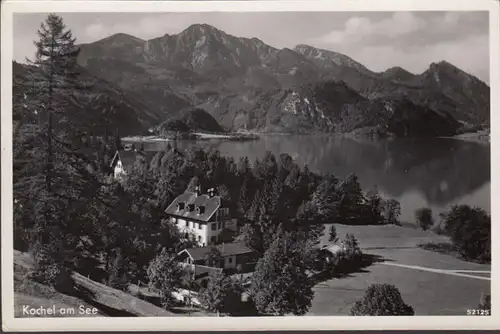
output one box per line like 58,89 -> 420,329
218,222 -> 221,229
198,224 -> 202,230
211,223 -> 216,231
185,221 -> 189,227
228,257 -> 232,264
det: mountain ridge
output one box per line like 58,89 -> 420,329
71,23 -> 490,135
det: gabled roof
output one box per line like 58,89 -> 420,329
193,265 -> 223,279
110,150 -> 154,169
179,242 -> 254,262
321,244 -> 344,255
165,191 -> 222,222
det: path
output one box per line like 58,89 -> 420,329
379,262 -> 491,281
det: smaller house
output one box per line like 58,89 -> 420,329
319,244 -> 345,265
109,149 -> 152,179
177,242 -> 258,273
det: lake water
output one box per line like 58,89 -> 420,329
136,135 -> 491,223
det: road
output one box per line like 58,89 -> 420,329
379,262 -> 491,281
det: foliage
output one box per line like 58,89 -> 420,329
440,205 -> 490,263
328,225 -> 338,243
341,233 -> 362,261
147,249 -> 187,308
107,249 -> 129,290
350,283 -> 415,316
364,187 -> 384,224
415,208 -> 434,231
198,271 -> 240,314
478,294 -> 491,311
382,199 -> 402,225
249,228 -> 315,315
204,245 -> 222,267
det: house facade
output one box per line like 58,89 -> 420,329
109,149 -> 151,180
164,187 -> 237,246
177,242 -> 258,271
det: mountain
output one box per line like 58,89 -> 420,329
75,24 -> 489,136
237,80 -> 459,136
13,61 -> 162,136
156,108 -> 225,135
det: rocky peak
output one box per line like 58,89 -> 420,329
293,44 -> 371,75
381,66 -> 415,81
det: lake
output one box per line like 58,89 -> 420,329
132,135 -> 491,223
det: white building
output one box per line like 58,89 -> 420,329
164,187 -> 237,246
109,149 -> 151,180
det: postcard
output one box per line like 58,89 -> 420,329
1,0 -> 498,331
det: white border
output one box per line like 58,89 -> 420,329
2,0 -> 499,331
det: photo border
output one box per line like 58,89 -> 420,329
2,0 -> 499,331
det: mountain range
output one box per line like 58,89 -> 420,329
15,23 -> 491,136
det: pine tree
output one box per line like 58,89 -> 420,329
249,228 -> 314,315
199,271 -> 235,315
14,14 -> 107,287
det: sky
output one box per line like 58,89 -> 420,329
13,11 -> 490,83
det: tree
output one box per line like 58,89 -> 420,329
16,13 -> 98,287
350,284 -> 414,316
336,174 -> 365,225
478,294 -> 491,311
204,245 -> 222,267
415,208 -> 434,231
249,229 -> 314,315
147,249 -> 187,308
382,199 -> 401,225
108,248 -> 129,291
364,187 -> 384,225
341,233 -> 362,261
328,225 -> 338,243
198,271 -> 239,315
440,205 -> 490,263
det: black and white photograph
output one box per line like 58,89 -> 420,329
1,0 -> 499,331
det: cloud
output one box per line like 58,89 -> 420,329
337,34 -> 489,82
312,11 -> 487,48
313,12 -> 427,46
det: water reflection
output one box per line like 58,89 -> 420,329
139,135 -> 491,221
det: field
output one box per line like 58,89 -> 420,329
310,223 -> 491,315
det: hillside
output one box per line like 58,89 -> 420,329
13,61 -> 169,136
74,24 -> 490,136
237,81 -> 460,136
14,250 -> 176,317
155,108 -> 225,136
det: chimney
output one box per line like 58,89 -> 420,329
195,185 -> 202,196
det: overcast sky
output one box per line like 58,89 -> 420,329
13,11 -> 490,83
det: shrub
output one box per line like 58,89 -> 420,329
415,208 -> 434,231
350,283 -> 414,316
328,225 -> 339,243
382,199 -> 401,225
440,205 -> 490,263
199,271 -> 241,315
479,294 -> 491,311
147,249 -> 186,308
341,233 -> 362,261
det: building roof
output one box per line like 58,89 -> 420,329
321,244 -> 344,256
110,149 -> 153,169
165,191 -> 222,222
193,265 -> 223,279
180,242 -> 254,262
